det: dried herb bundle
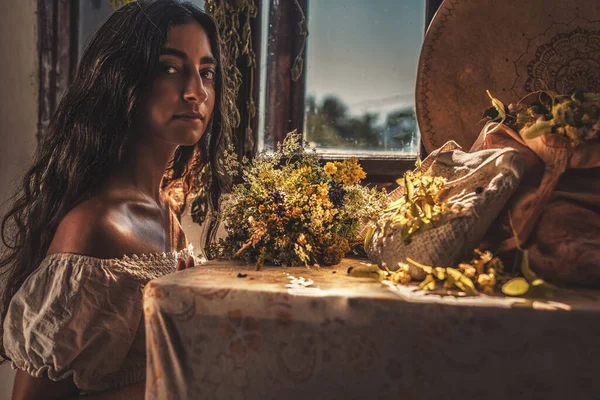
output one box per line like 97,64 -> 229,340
365,169 -> 447,248
349,248 -> 505,296
482,89 -> 600,146
205,0 -> 257,143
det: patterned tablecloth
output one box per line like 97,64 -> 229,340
143,259 -> 600,400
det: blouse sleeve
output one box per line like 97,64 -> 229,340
3,254 -> 145,392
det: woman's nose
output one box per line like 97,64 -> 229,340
183,71 -> 208,104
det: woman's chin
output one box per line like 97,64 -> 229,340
175,129 -> 205,146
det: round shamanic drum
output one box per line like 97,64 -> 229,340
416,0 -> 600,153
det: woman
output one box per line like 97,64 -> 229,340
0,1 -> 229,398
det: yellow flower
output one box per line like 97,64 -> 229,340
297,233 -> 307,245
389,264 -> 411,284
327,158 -> 366,185
318,183 -> 329,196
292,165 -> 312,180
477,273 -> 496,289
324,162 -> 337,176
458,263 -> 476,278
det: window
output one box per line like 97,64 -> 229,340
303,0 -> 424,155
258,0 -> 441,184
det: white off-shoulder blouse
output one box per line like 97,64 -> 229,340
3,247 -> 194,392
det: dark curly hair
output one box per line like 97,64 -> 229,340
0,0 -> 230,360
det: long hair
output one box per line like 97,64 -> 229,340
0,0 -> 230,360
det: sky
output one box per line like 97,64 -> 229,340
304,0 -> 425,117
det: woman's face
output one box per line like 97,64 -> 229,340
133,22 -> 217,147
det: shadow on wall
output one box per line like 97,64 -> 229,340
0,0 -> 38,397
0,364 -> 15,400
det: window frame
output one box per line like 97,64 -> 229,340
37,0 -> 79,145
255,0 -> 444,185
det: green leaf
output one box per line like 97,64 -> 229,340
423,202 -> 432,220
348,265 -> 385,280
443,273 -> 455,290
363,223 -> 376,253
411,203 -> 423,221
406,257 -> 433,274
520,250 -> 537,282
508,213 -> 522,251
486,90 -> 507,133
434,267 -> 446,280
419,274 -> 436,291
385,197 -> 406,212
502,277 -> 530,296
404,174 -> 415,200
530,278 -> 560,296
516,250 -> 560,298
521,120 -> 553,140
446,268 -> 478,295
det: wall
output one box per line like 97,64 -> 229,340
0,0 -> 38,397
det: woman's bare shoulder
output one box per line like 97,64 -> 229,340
46,196 -> 134,259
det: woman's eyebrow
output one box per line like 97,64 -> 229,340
199,55 -> 218,65
160,47 -> 217,65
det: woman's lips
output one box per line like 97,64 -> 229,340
173,113 -> 204,120
173,113 -> 204,125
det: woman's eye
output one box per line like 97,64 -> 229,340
160,65 -> 178,75
200,70 -> 216,81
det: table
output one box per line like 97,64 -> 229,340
143,259 -> 600,400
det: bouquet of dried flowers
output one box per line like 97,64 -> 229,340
209,131 -> 387,269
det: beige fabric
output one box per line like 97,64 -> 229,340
3,247 -> 194,392
471,122 -> 600,285
144,259 -> 600,400
366,141 -> 523,278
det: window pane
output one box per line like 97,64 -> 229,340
303,0 -> 424,155
78,0 -> 113,57
78,0 -> 206,58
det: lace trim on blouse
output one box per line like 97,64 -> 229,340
3,245 -> 195,392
